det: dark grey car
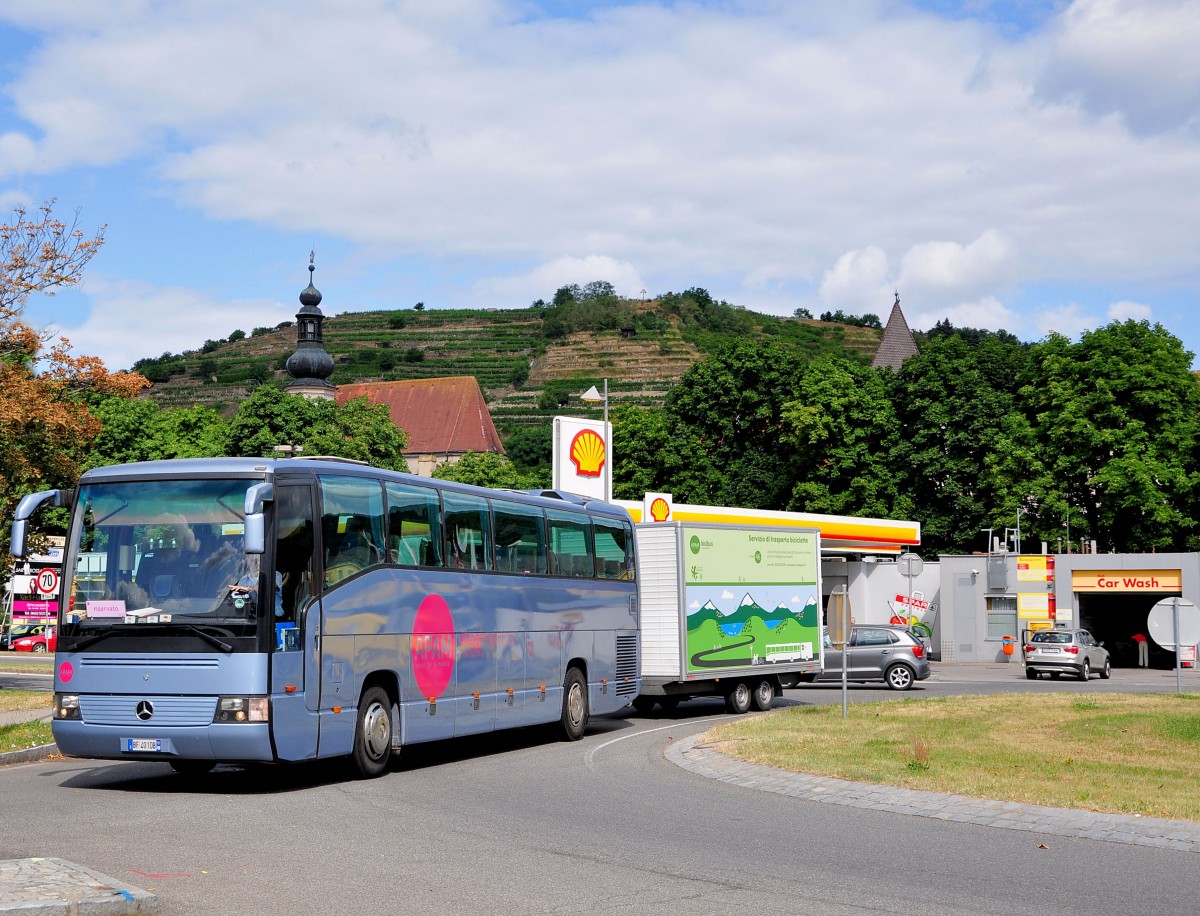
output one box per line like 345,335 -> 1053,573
818,624 -> 932,691
1024,627 -> 1111,681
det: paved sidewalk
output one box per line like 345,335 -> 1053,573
667,733 -> 1200,854
0,859 -> 156,914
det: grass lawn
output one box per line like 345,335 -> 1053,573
706,692 -> 1200,821
0,689 -> 53,755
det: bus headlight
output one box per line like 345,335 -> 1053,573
54,694 -> 81,720
214,697 -> 269,723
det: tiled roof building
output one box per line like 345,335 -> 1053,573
334,376 -> 505,476
871,293 -> 920,371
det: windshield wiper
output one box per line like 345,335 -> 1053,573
173,624 -> 235,653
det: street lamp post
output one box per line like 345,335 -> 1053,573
580,380 -> 610,501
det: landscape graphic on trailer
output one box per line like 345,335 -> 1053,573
681,526 -> 821,674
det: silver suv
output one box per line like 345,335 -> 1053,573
1024,628 -> 1111,681
819,624 -> 932,691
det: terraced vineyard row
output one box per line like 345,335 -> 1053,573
138,304 -> 883,437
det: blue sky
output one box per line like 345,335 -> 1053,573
2,0 -> 1198,371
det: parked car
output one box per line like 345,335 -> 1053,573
1,623 -> 49,651
818,624 -> 931,690
10,624 -> 56,653
1024,627 -> 1110,681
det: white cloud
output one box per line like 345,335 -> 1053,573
43,277 -> 287,371
721,590 -> 735,600
468,256 -> 647,308
897,231 -> 1015,301
909,296 -> 1020,335
818,247 -> 891,312
1031,302 -> 1097,340
1037,0 -> 1200,135
1108,300 -> 1152,322
0,0 -> 1196,361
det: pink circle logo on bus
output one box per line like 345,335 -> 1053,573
59,661 -> 74,683
411,593 -> 455,699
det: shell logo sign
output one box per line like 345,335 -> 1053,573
552,416 -> 611,501
642,492 -> 673,523
569,428 -> 606,478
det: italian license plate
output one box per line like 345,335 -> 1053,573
126,738 -> 162,753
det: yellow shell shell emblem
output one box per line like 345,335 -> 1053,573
650,497 -> 670,522
569,429 -> 606,477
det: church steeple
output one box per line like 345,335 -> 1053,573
871,290 -> 920,371
284,253 -> 336,399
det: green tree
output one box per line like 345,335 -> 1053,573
781,358 -> 908,518
891,333 -> 1032,556
86,398 -> 226,469
504,425 -> 552,471
664,340 -> 806,508
992,321 -> 1200,553
223,386 -> 408,470
0,200 -> 147,561
432,451 -> 532,488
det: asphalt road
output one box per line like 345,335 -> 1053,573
2,663 -> 1199,915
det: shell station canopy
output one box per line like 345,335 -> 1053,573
615,499 -> 920,555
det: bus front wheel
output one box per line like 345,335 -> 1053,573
352,685 -> 394,778
560,667 -> 589,741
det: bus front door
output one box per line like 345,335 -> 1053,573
269,484 -> 322,761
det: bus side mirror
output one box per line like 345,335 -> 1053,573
243,482 -> 273,554
10,489 -> 73,558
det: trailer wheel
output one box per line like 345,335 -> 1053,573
658,696 -> 681,712
724,681 -> 752,714
751,679 -> 775,711
631,696 -> 656,715
560,666 -> 589,740
351,685 -> 393,778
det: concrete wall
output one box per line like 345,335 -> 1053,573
822,556 -> 943,659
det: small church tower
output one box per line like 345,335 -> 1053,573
284,253 -> 336,399
871,291 -> 920,371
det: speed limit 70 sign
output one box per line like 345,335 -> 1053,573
34,567 -> 60,595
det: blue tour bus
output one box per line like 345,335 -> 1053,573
11,457 -> 639,777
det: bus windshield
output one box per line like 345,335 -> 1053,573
60,477 -> 264,649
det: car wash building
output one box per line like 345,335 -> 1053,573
939,550 -> 1200,666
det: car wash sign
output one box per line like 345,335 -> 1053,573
1072,569 -> 1182,593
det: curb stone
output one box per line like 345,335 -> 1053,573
0,858 -> 157,914
666,733 -> 1200,854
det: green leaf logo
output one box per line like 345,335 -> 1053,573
689,535 -> 701,554
754,550 -> 762,564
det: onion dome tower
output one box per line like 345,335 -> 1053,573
284,252 -> 336,399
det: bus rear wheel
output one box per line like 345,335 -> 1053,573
352,685 -> 393,778
560,667 -> 589,741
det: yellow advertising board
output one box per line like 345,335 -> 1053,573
1071,569 -> 1181,593
1017,555 -> 1049,582
1017,593 -> 1050,619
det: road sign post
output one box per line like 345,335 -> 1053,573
1148,597 -> 1200,694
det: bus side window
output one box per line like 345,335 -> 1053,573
385,481 -> 442,568
443,492 -> 491,571
319,476 -> 386,588
593,518 -> 634,581
546,508 -> 594,578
